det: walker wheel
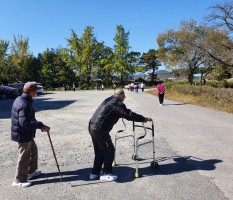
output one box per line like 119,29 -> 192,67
132,154 -> 137,160
112,161 -> 117,167
151,161 -> 158,168
135,172 -> 140,178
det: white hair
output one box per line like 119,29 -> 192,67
114,88 -> 125,97
23,82 -> 37,92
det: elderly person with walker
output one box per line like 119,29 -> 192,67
88,88 -> 150,181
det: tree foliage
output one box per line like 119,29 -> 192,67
10,35 -> 34,82
140,49 -> 161,83
113,25 -> 131,85
113,25 -> 141,85
1,1 -> 233,88
157,20 -> 206,84
157,19 -> 233,84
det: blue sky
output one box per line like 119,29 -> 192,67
0,0 -> 220,58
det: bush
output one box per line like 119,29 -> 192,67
80,83 -> 90,90
227,80 -> 233,88
167,84 -> 233,103
205,80 -> 227,88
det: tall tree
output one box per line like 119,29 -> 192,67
140,49 -> 161,83
66,27 -> 102,85
66,29 -> 82,84
206,0 -> 233,33
113,25 -> 131,85
41,48 -> 74,88
80,26 -> 100,84
10,35 -> 34,82
157,20 -> 209,84
92,43 -> 114,86
204,0 -> 233,74
0,39 -> 9,83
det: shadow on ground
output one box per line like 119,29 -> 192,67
0,93 -> 77,119
162,103 -> 188,106
31,156 -> 222,187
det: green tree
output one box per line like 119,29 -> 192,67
157,20 -> 207,84
66,27 -> 102,85
10,34 -> 34,82
41,48 -> 74,88
66,29 -> 82,85
204,1 -> 233,74
113,25 -> 131,85
0,39 -> 10,83
80,26 -> 100,84
140,49 -> 161,83
92,44 -> 114,86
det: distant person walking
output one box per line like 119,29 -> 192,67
135,84 -> 139,93
101,84 -> 105,91
63,83 -> 67,91
11,82 -> 50,187
130,83 -> 134,92
140,82 -> 145,92
156,81 -> 165,106
72,83 -> 76,92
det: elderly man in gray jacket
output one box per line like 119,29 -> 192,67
11,82 -> 50,187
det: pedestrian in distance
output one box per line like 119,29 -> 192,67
63,83 -> 67,91
72,83 -> 76,92
140,82 -> 145,92
101,84 -> 104,91
11,82 -> 50,187
135,84 -> 139,93
127,83 -> 131,91
156,81 -> 165,106
130,82 -> 134,92
88,88 -> 150,181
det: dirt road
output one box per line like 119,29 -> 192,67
0,90 -> 232,200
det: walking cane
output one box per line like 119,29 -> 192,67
47,130 -> 63,181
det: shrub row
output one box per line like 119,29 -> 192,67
165,84 -> 233,103
205,80 -> 233,88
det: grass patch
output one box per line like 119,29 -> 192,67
148,87 -> 233,114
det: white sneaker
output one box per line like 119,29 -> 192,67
12,181 -> 31,187
159,104 -> 163,106
28,170 -> 41,180
100,173 -> 118,181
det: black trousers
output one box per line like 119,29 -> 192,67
89,125 -> 115,175
158,93 -> 165,104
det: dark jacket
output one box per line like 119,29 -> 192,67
11,93 -> 44,143
89,96 -> 145,133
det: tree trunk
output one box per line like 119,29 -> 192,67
151,68 -> 155,84
86,76 -> 90,85
200,73 -> 204,85
188,73 -> 194,85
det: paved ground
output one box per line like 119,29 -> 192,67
0,89 -> 233,200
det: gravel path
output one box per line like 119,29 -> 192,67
0,89 -> 233,200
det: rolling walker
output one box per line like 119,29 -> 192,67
113,118 -> 158,178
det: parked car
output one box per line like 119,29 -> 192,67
0,85 -> 20,99
7,83 -> 25,94
7,82 -> 44,94
36,83 -> 44,94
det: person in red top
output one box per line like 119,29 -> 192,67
156,81 -> 165,106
